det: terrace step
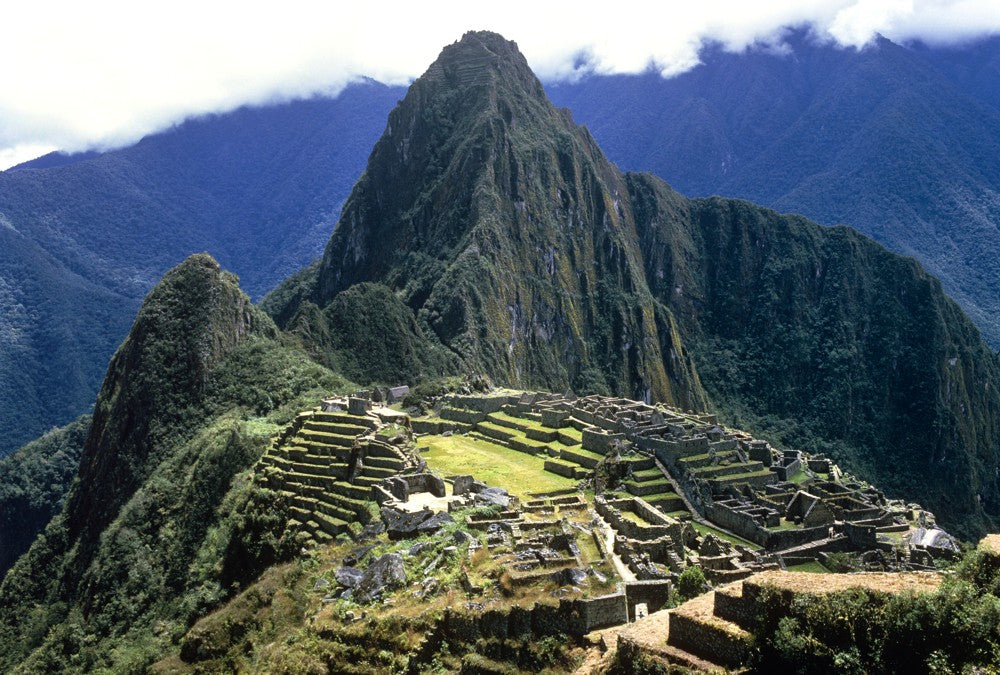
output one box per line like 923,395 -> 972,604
667,592 -> 752,669
360,465 -> 397,479
690,461 -> 765,479
476,421 -> 516,443
365,455 -> 405,471
353,475 -> 382,488
559,447 -> 603,469
544,458 -> 577,478
709,469 -> 777,488
625,479 -> 675,497
303,420 -> 370,437
311,411 -> 377,429
649,495 -> 686,513
298,430 -> 357,448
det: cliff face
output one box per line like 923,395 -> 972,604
271,31 -> 1000,532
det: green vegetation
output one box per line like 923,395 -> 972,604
0,414 -> 90,576
418,433 -> 575,496
785,561 -> 831,574
285,282 -> 458,386
677,565 -> 707,601
0,255 -> 354,672
750,548 -> 1000,673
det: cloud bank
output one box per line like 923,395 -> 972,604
1,0 -> 998,169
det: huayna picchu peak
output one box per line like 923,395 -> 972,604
2,29 -> 1000,674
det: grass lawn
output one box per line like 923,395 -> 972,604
788,468 -> 811,484
418,434 -> 575,497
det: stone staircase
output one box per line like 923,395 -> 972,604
258,408 -> 412,546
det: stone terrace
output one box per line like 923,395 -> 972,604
258,397 -> 421,546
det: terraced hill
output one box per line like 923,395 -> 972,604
258,401 -> 419,545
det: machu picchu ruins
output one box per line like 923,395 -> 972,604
249,384 -> 958,671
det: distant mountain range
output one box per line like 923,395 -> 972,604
547,33 -> 1000,349
0,83 -> 401,456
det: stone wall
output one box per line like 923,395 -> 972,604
582,428 -> 623,453
705,501 -> 830,549
597,496 -> 681,542
440,407 -> 487,424
668,611 -> 750,669
566,592 -> 629,632
448,394 -> 517,413
646,435 -> 710,462
625,579 -> 673,620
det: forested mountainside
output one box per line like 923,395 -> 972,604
0,82 -> 399,457
269,31 -> 1000,533
547,33 -> 1000,349
0,255 -> 352,670
0,415 -> 89,576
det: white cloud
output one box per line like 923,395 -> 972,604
1,0 -> 998,169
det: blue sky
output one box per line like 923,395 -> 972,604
2,0 -> 999,169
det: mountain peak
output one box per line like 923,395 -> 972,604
426,30 -> 544,99
68,253 -> 275,539
286,32 -> 706,409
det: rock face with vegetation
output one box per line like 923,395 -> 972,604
0,254 -> 353,671
270,31 -> 707,410
270,31 -> 1000,534
548,33 -> 1000,349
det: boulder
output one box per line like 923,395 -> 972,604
335,566 -> 364,588
348,397 -> 368,415
453,529 -> 477,545
355,553 -> 407,603
452,475 -> 477,496
473,487 -> 511,508
382,506 -> 455,540
343,544 -> 376,567
550,567 -> 588,587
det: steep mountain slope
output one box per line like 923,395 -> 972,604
0,415 -> 89,577
629,179 -> 1000,531
271,31 -> 1000,533
273,31 -> 707,409
547,34 -> 1000,349
0,82 -> 400,457
0,254 -> 351,670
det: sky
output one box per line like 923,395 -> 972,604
2,0 -> 999,170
